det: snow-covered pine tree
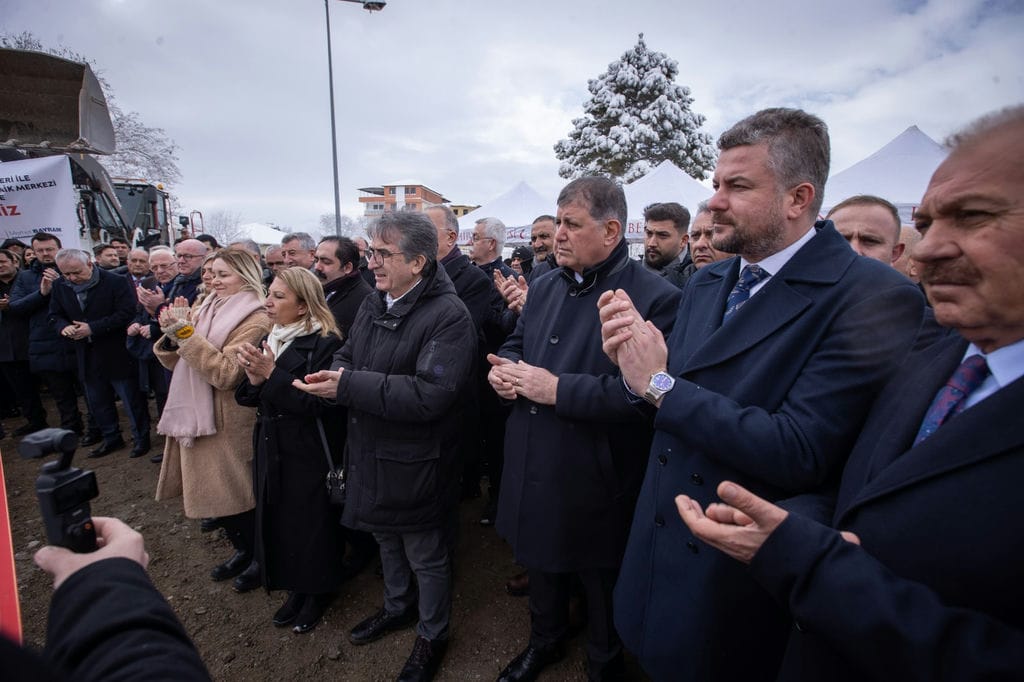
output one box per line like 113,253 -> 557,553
554,34 -> 716,182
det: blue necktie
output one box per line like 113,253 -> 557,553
913,354 -> 990,446
723,264 -> 770,322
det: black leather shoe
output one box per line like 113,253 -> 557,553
348,606 -> 417,645
505,571 -> 529,597
149,452 -> 163,464
398,635 -> 447,682
232,560 -> 261,593
12,423 -> 47,437
88,438 -> 126,458
210,551 -> 251,582
292,594 -> 331,634
497,644 -> 564,682
273,592 -> 306,627
200,517 -> 221,533
129,437 -> 151,458
80,432 -> 103,447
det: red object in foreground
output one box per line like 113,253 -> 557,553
0,448 -> 23,644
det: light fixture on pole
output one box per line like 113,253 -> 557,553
324,0 -> 385,236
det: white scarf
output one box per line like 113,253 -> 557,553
266,319 -> 321,359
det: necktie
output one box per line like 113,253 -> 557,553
913,354 -> 990,446
723,264 -> 770,322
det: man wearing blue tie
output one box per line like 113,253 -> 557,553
600,107 -> 926,681
676,105 -> 1024,681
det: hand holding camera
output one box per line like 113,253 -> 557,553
35,517 -> 149,590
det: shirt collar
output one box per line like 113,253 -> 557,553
965,338 -> 1024,391
739,224 -> 816,275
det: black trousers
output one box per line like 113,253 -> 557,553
0,361 -> 47,427
529,567 -> 624,680
37,369 -> 83,432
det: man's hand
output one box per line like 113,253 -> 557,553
487,354 -> 558,405
597,289 -> 647,366
40,267 -> 59,296
61,321 -> 91,341
494,270 -> 528,314
597,290 -> 668,397
34,517 -> 150,590
0,294 -> 9,311
675,481 -> 789,564
137,285 -> 166,315
292,369 -> 342,398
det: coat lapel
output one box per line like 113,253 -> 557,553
276,333 -> 318,376
839,348 -> 1024,521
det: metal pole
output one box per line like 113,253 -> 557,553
325,0 -> 342,236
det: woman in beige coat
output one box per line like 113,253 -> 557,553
154,249 -> 271,590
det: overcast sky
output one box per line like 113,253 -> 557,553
5,0 -> 1023,235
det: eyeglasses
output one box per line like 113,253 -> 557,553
470,234 -> 494,242
175,253 -> 203,260
365,247 -> 405,264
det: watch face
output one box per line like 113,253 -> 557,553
651,372 -> 674,391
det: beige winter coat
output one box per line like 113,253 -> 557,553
154,310 -> 272,518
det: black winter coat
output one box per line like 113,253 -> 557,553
496,239 -> 682,572
7,261 -> 75,373
48,268 -> 137,380
331,263 -> 476,533
235,332 -> 346,594
323,273 -> 374,339
0,276 -> 29,363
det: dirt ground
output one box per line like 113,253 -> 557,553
3,397 -> 648,681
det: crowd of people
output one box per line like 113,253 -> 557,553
2,102 -> 1022,682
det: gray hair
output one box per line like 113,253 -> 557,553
150,245 -> 173,255
281,232 -> 316,251
557,176 -> 628,230
368,212 -> 438,267
946,104 -> 1024,152
428,205 -> 459,235
694,200 -> 711,217
475,217 -> 506,250
229,239 -> 261,258
55,248 -> 91,266
718,107 -> 830,216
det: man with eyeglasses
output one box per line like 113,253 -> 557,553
295,211 -> 475,681
138,239 -> 207,318
469,217 -> 514,280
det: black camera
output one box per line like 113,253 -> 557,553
19,429 -> 99,553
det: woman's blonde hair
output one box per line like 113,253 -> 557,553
272,267 -> 340,338
211,248 -> 265,301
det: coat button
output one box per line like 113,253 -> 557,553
686,540 -> 699,554
657,454 -> 667,465
654,515 -> 665,527
549,335 -> 559,345
794,621 -> 806,633
529,405 -> 538,415
690,473 -> 703,485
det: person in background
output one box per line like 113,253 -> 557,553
125,248 -> 151,287
827,194 -> 905,265
688,200 -> 731,269
281,232 -> 317,270
194,234 -> 220,251
153,249 -> 271,593
235,267 -> 345,634
92,244 -> 122,271
641,201 -> 693,288
510,245 -> 533,278
0,248 -> 48,437
109,236 -> 131,267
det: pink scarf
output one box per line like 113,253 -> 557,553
157,291 -> 264,447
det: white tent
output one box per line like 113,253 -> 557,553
237,222 -> 289,247
823,126 -> 948,224
457,181 -> 555,245
623,161 -> 713,242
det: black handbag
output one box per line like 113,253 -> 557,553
307,350 -> 345,506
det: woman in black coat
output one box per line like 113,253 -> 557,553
234,267 -> 344,634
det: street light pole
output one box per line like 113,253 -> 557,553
324,0 -> 342,236
324,0 -> 386,237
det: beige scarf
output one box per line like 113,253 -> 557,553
266,319 -> 321,359
157,291 -> 264,447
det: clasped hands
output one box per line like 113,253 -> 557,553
60,320 -> 91,341
157,296 -> 193,336
597,289 -> 669,399
493,269 -> 529,315
236,341 -> 277,385
486,355 -> 558,405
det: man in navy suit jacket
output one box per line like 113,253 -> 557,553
676,106 -> 1024,680
49,249 -> 151,458
600,108 -> 926,681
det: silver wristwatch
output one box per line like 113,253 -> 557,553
643,371 -> 675,405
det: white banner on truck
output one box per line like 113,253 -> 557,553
0,156 -> 80,249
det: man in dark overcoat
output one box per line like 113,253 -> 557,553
675,104 -> 1024,681
600,108 -> 926,681
487,176 -> 681,681
49,249 -> 151,458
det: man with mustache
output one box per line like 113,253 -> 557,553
676,104 -> 1024,681
600,107 -> 926,681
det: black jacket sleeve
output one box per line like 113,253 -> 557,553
43,558 -> 210,682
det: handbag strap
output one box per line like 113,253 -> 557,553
306,349 -> 337,472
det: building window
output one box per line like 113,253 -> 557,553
388,187 -> 396,195
405,186 -> 417,195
